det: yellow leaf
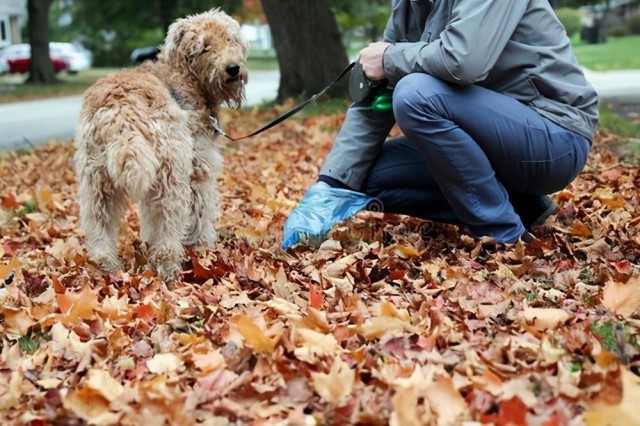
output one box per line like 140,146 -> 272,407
0,256 -> 20,281
2,309 -> 34,340
311,357 -> 355,406
388,244 -> 421,259
379,301 -> 410,321
518,308 -> 571,332
229,314 -> 279,354
63,388 -> 111,422
359,316 -> 412,340
192,351 -> 225,373
293,328 -> 342,363
425,375 -> 470,424
147,353 -> 182,375
35,185 -> 52,211
0,370 -> 22,410
602,277 -> 640,318
571,221 -> 592,238
85,369 -> 124,402
594,187 -> 615,200
390,385 -> 428,426
584,369 -> 640,425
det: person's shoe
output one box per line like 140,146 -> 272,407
519,231 -> 536,244
281,182 -> 373,249
511,194 -> 558,230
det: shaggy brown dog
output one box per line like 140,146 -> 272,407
74,9 -> 248,280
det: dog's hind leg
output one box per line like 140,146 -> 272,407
184,143 -> 223,247
140,155 -> 192,281
78,168 -> 128,272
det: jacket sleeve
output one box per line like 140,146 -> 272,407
383,14 -> 397,43
383,0 -> 529,85
319,103 -> 396,190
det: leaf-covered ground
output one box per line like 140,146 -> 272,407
1,105 -> 639,426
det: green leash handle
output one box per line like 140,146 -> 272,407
371,90 -> 393,112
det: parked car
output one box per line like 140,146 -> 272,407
131,46 -> 160,64
3,43 -> 68,74
50,42 -> 92,74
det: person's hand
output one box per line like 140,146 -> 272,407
359,42 -> 391,81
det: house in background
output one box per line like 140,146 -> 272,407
580,0 -> 640,43
0,0 -> 27,48
581,0 -> 640,28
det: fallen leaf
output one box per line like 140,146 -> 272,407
147,353 -> 183,375
85,369 -> 124,402
584,368 -> 640,425
425,375 -> 470,424
293,328 -> 342,363
0,256 -> 20,281
229,313 -> 279,354
192,351 -> 225,373
518,308 -> 571,332
2,309 -> 34,340
310,357 -> 355,406
56,286 -> 99,324
602,277 -> 640,318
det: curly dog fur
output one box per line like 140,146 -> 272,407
74,9 -> 248,280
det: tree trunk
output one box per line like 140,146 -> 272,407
27,0 -> 57,84
260,0 -> 349,102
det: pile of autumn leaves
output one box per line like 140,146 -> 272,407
1,106 -> 639,425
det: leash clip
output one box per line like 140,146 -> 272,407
209,116 -> 230,139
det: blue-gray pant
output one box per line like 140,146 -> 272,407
340,74 -> 591,242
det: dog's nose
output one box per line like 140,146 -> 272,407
226,64 -> 241,77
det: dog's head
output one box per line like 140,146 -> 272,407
161,9 -> 248,109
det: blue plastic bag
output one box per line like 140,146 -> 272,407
282,183 -> 373,249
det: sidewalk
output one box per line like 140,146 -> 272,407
583,68 -> 640,100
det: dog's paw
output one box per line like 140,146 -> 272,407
184,227 -> 217,248
156,263 -> 182,283
93,255 -> 122,274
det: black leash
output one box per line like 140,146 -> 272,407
210,61 -> 356,142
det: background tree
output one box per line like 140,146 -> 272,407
565,0 -> 612,43
69,0 -> 241,67
332,0 -> 390,43
27,0 -> 56,84
260,0 -> 349,102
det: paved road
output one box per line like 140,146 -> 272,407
1,68 -> 639,151
0,70 -> 280,151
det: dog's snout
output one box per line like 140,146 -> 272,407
226,64 -> 241,77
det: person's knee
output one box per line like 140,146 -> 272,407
392,73 -> 445,131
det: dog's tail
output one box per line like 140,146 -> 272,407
105,133 -> 160,201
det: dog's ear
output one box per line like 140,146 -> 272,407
163,18 -> 188,58
163,16 -> 212,61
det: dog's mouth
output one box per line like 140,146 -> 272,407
220,70 -> 247,108
225,75 -> 243,85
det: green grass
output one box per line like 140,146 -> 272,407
573,35 -> 640,71
599,103 -> 640,139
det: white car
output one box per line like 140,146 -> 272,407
50,42 -> 92,74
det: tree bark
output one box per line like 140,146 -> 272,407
27,0 -> 57,84
260,0 -> 349,102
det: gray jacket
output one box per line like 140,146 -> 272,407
320,0 -> 599,189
